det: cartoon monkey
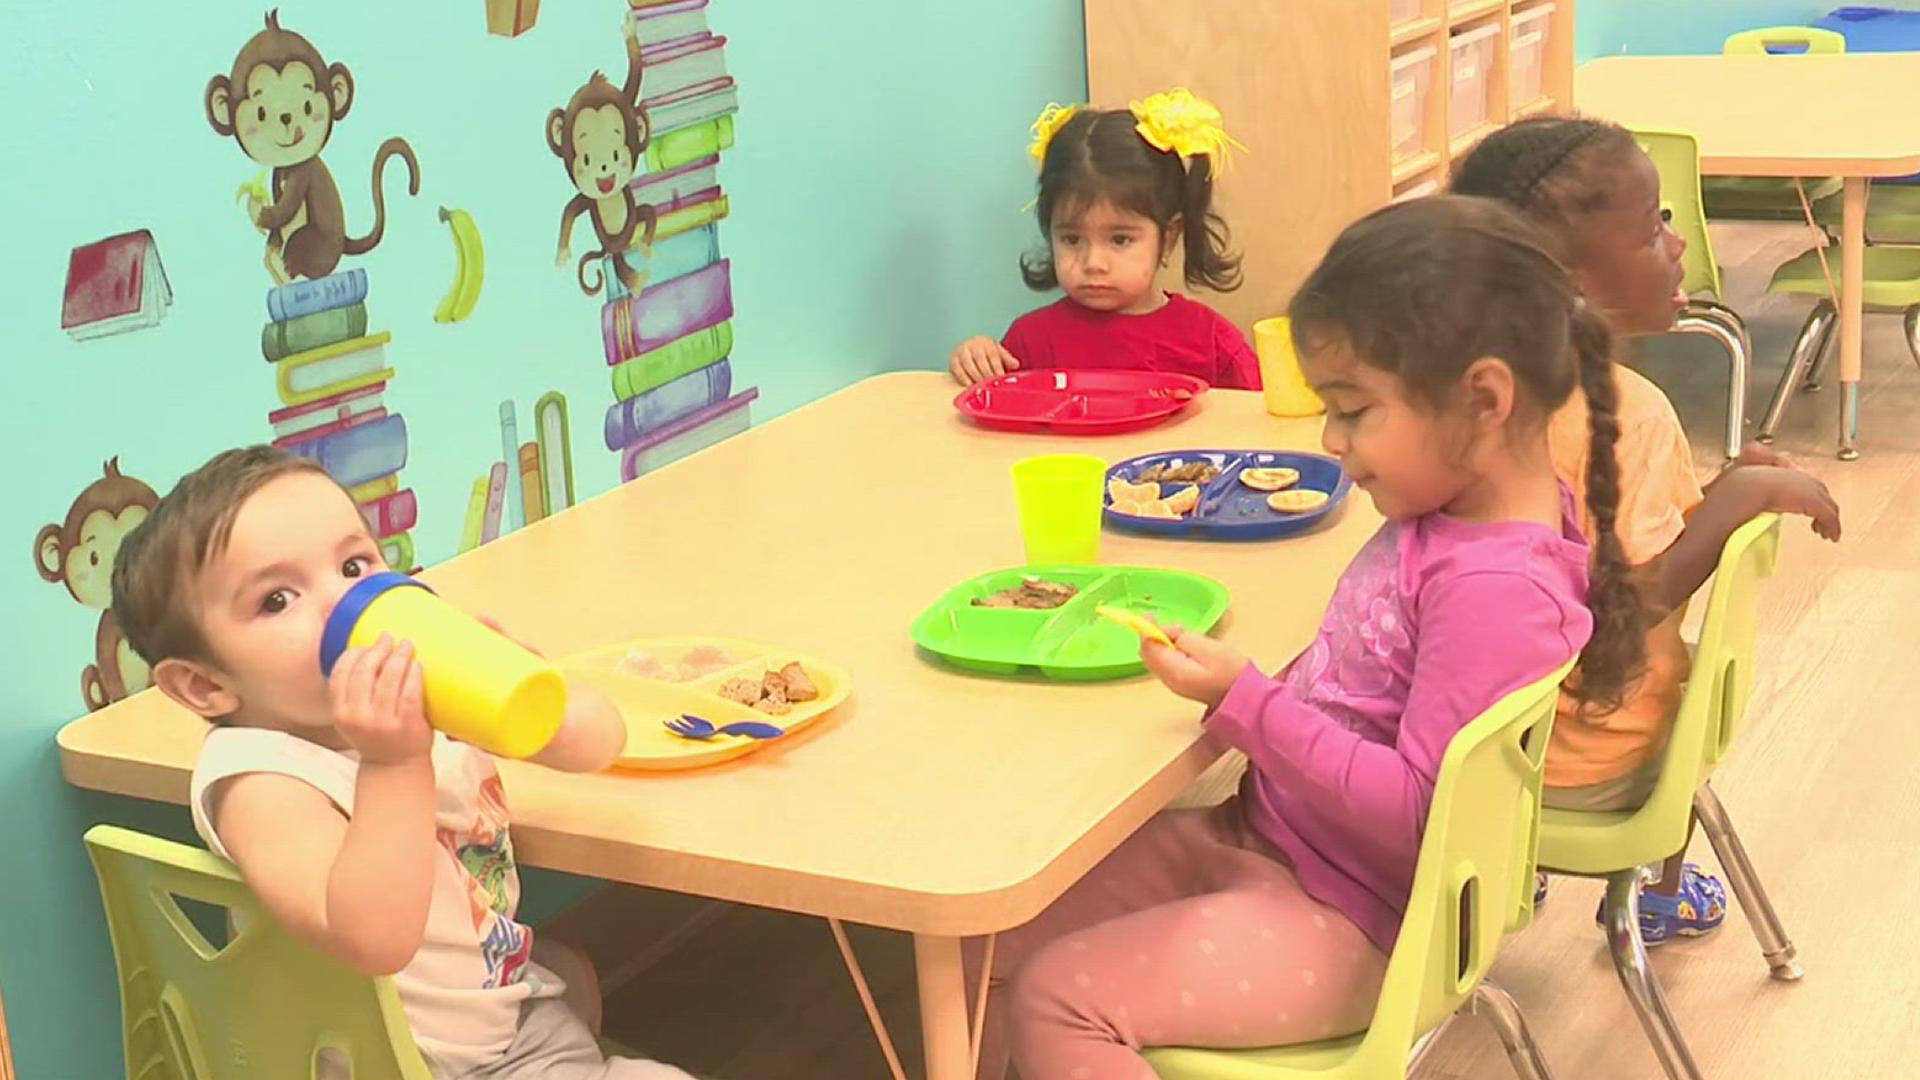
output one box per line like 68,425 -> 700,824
205,10 -> 421,284
35,458 -> 159,711
549,18 -> 657,297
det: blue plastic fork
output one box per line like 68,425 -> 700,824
663,714 -> 787,741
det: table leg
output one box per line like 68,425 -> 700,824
915,933 -> 974,1080
1838,177 -> 1867,461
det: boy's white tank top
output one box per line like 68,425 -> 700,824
190,727 -> 562,1078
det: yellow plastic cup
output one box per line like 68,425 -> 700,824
1254,316 -> 1325,418
318,573 -> 566,758
1011,453 -> 1106,565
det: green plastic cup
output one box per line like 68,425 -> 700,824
1011,453 -> 1106,565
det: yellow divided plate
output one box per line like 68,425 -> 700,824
555,636 -> 851,771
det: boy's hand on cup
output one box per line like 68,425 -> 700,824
949,336 -> 1021,386
1140,624 -> 1247,710
329,634 -> 431,764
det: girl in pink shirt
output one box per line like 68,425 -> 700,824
969,197 -> 1646,1080
948,90 -> 1261,390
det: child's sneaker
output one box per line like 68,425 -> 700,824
1534,872 -> 1550,908
1594,863 -> 1727,946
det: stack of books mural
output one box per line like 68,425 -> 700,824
606,0 -> 756,483
262,269 -> 418,572
455,393 -> 575,554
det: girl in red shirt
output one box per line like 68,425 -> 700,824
949,90 -> 1262,390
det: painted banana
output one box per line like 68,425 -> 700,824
435,206 -> 486,324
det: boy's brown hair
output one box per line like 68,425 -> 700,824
112,445 -> 333,667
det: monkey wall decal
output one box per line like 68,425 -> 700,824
206,10 -> 422,284
550,18 -> 657,297
34,459 -> 159,711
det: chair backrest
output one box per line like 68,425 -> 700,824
84,825 -> 433,1080
1618,513 -> 1781,857
1723,26 -> 1847,55
1633,129 -> 1725,299
1344,659 -> 1573,1071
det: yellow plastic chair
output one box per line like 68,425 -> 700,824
1146,660 -> 1574,1080
1721,25 -> 1846,55
85,825 -> 433,1080
1634,130 -> 1752,459
1536,515 -> 1799,1080
1701,28 -> 1845,222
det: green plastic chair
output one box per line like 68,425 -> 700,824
1146,660 -> 1575,1080
1755,241 -> 1920,447
1633,130 -> 1752,459
1536,515 -> 1799,1080
1701,29 -> 1845,222
85,825 -> 434,1080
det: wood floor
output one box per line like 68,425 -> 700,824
572,223 -> 1920,1080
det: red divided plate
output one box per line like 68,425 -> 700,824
953,370 -> 1209,434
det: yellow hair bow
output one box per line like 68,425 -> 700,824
1028,102 -> 1081,167
1129,88 -> 1246,177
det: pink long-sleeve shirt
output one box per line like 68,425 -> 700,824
1208,491 -> 1594,953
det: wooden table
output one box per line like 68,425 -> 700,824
58,372 -> 1377,1080
1578,53 -> 1920,460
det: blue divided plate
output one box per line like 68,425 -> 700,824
1103,449 -> 1353,541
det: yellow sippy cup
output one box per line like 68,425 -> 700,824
318,573 -> 566,758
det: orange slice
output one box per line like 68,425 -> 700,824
1108,478 -> 1161,503
1135,499 -> 1181,520
1163,485 -> 1201,515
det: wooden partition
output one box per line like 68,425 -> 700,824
1086,0 -> 1576,329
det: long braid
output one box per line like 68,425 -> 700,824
1568,304 -> 1646,712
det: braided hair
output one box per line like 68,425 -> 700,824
1289,196 -> 1645,711
1450,115 -> 1640,226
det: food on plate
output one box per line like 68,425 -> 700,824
973,578 -> 1079,609
776,662 -> 819,702
1267,489 -> 1331,514
718,662 -> 821,715
1238,467 -> 1301,492
1113,476 -> 1198,518
623,645 -> 738,682
1108,478 -> 1161,503
1137,460 -> 1220,485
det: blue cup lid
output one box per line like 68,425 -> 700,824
318,572 -> 434,676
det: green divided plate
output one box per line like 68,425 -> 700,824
909,565 -> 1231,681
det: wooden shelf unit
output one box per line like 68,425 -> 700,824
1084,0 -> 1576,330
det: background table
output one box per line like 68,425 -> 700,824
1578,52 -> 1920,458
59,372 -> 1377,1080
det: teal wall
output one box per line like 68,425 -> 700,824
0,2 -> 1085,1075
1576,1 -> 1920,59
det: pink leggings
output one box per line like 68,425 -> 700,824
967,800 -> 1388,1080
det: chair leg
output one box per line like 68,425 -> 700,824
1673,304 -> 1751,459
1803,300 -> 1840,392
1758,300 -> 1835,442
1470,981 -> 1558,1080
1693,784 -> 1804,982
1602,869 -> 1705,1080
1904,306 -> 1920,371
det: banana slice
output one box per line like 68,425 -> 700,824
1239,467 -> 1301,492
1266,489 -> 1330,514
